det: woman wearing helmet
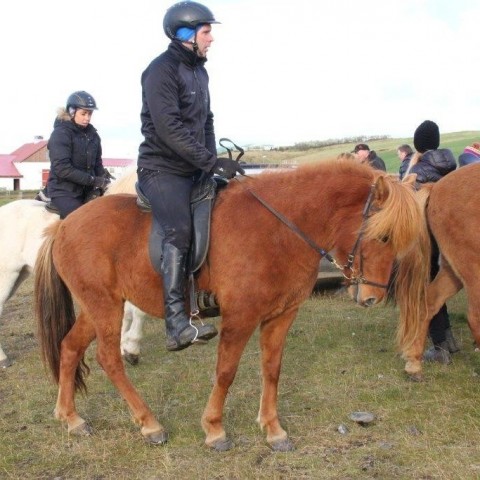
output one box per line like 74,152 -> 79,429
46,90 -> 109,219
137,2 -> 243,352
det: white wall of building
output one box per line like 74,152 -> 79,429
15,161 -> 50,190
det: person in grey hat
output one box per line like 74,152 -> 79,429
352,143 -> 386,171
406,120 -> 458,364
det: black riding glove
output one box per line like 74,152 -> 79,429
212,158 -> 245,179
92,176 -> 107,189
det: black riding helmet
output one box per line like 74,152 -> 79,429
163,1 -> 219,40
66,91 -> 98,111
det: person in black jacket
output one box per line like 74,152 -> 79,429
136,2 -> 243,352
352,143 -> 387,171
397,144 -> 414,179
404,120 -> 459,364
47,91 -> 109,219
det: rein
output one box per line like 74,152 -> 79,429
239,180 -> 388,289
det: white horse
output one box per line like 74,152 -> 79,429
0,168 -> 147,368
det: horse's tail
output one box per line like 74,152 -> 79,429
394,184 -> 432,354
34,221 -> 89,393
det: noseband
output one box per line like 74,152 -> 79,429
243,181 -> 389,290
341,184 -> 389,289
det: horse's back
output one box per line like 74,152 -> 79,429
0,199 -> 57,269
52,194 -> 159,308
427,164 -> 480,278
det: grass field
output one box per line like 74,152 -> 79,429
1,278 -> 479,479
1,131 -> 480,478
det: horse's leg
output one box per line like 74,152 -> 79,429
202,317 -> 258,451
403,263 -> 462,379
257,308 -> 297,451
55,312 -> 97,435
466,290 -> 480,347
0,268 -> 29,368
0,345 -> 10,368
95,307 -> 167,444
120,302 -> 146,366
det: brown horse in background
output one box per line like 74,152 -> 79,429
34,159 -> 423,451
396,163 -> 480,379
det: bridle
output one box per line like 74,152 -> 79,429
340,184 -> 389,289
242,181 -> 389,290
218,137 -> 389,290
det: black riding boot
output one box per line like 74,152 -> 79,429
161,244 -> 217,351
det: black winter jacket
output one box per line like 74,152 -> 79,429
47,111 -> 103,198
409,149 -> 457,187
137,40 -> 216,176
367,151 -> 386,171
398,153 -> 413,180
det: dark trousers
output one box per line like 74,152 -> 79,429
137,169 -> 202,253
428,237 -> 450,344
51,196 -> 84,219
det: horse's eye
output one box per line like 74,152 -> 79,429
379,235 -> 389,244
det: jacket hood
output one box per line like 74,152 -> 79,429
52,107 -> 96,133
421,149 -> 457,175
56,107 -> 71,122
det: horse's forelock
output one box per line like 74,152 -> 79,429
365,176 -> 423,256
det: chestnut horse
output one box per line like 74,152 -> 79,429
34,159 -> 423,451
396,163 -> 480,379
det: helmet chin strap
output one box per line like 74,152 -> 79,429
183,36 -> 199,54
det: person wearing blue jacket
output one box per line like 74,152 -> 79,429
404,120 -> 458,364
47,91 -> 109,219
136,2 -> 243,352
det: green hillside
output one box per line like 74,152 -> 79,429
240,131 -> 480,174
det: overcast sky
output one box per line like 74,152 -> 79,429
1,0 -> 479,158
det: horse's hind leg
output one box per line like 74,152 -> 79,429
55,312 -> 96,435
94,305 -> 167,444
404,262 -> 462,377
202,316 -> 258,451
257,308 -> 297,451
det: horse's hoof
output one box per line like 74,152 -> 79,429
270,438 -> 295,452
69,421 -> 93,436
406,372 -> 424,382
122,352 -> 139,366
208,438 -> 234,452
144,430 -> 168,445
0,358 -> 12,368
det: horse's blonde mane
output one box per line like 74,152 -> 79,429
393,184 -> 432,353
365,173 -> 422,255
106,167 -> 137,195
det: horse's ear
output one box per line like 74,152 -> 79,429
373,175 -> 390,204
402,173 -> 417,186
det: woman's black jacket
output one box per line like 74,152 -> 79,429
47,113 -> 103,198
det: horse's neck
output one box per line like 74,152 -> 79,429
236,172 -> 338,250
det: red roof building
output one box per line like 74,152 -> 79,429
0,139 -> 134,191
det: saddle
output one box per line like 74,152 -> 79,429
135,175 -> 228,316
137,138 -> 243,286
37,187 -> 105,216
